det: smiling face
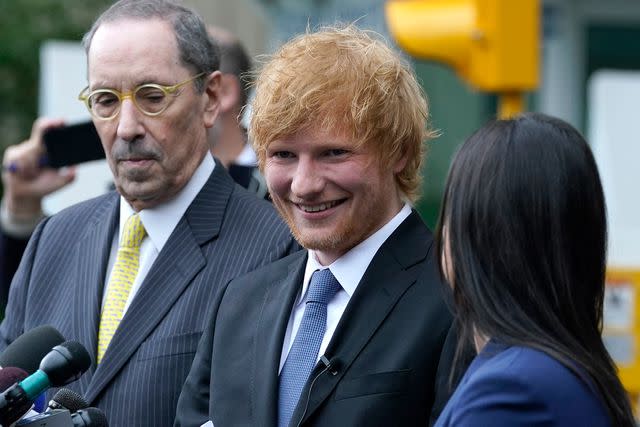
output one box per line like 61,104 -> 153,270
265,126 -> 406,265
87,18 -> 219,211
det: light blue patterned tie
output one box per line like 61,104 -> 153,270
278,269 -> 341,427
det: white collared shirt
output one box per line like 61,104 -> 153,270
102,153 -> 215,313
278,203 -> 412,372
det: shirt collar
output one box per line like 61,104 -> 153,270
299,203 -> 412,306
119,153 -> 215,252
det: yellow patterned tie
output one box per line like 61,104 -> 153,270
97,214 -> 147,363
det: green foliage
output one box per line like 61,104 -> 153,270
0,0 -> 112,154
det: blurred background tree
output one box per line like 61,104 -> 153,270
0,0 -> 112,175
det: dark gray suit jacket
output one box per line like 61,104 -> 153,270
175,210 -> 453,427
0,164 -> 298,427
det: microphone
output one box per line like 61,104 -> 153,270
0,367 -> 31,420
320,354 -> 340,376
49,388 -> 89,412
70,407 -> 109,427
0,367 -> 28,392
320,355 -> 339,376
0,326 -> 66,414
48,389 -> 89,413
18,389 -> 107,427
0,341 -> 91,426
296,356 -> 342,424
16,407 -> 109,427
0,325 -> 65,373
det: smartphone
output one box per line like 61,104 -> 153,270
42,121 -> 105,168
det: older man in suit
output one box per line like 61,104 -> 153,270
0,1 -> 296,426
176,25 -> 454,427
0,26 -> 265,307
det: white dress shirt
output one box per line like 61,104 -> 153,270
102,153 -> 215,314
278,203 -> 412,372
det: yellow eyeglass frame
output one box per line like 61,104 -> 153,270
78,72 -> 206,120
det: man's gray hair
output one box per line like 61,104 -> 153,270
83,0 -> 219,92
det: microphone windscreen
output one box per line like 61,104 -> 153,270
40,341 -> 91,387
71,407 -> 109,427
0,366 -> 28,392
50,388 -> 89,412
0,325 -> 65,373
58,342 -> 91,375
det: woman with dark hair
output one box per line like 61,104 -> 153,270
433,113 -> 634,426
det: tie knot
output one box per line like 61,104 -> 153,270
306,269 -> 341,306
120,214 -> 147,249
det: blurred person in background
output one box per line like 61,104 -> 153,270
207,26 -> 267,197
434,112 -> 634,426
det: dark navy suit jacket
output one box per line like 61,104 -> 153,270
175,210 -> 454,427
434,340 -> 611,426
0,164 -> 297,427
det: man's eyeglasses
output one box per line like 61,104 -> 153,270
78,72 -> 205,120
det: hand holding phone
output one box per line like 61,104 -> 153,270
3,121 -> 105,173
1,118 -> 80,221
42,121 -> 105,168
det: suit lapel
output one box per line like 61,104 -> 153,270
84,165 -> 234,403
252,251 -> 307,426
294,211 -> 432,424
72,193 -> 120,390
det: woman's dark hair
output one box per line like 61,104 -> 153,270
435,112 -> 634,425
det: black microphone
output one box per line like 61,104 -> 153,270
297,356 -> 342,425
48,388 -> 89,413
16,407 -> 109,427
0,325 -> 65,373
46,389 -> 107,427
0,341 -> 91,426
320,355 -> 339,376
0,326 -> 66,414
70,407 -> 109,427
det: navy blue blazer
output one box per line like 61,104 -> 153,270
175,210 -> 454,427
434,340 -> 611,426
0,164 -> 297,427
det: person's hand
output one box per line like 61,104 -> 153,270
2,118 -> 76,220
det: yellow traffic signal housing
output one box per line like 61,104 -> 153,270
385,0 -> 539,93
